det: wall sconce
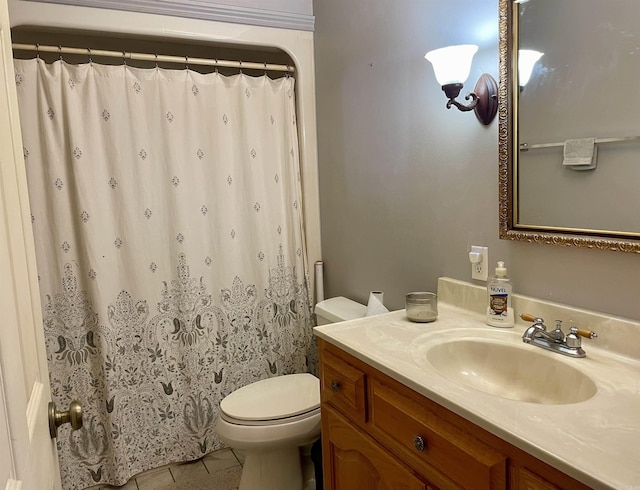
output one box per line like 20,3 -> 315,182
518,50 -> 543,89
424,44 -> 498,125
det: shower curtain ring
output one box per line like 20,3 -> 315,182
36,43 -> 40,60
155,53 -> 159,69
264,61 -> 268,76
239,60 -> 243,74
122,51 -> 127,66
58,45 -> 63,61
87,48 -> 92,64
185,55 -> 189,70
214,59 -> 219,74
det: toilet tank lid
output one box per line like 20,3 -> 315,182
315,296 -> 366,323
220,373 -> 319,421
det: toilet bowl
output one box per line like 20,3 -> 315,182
216,373 -> 321,490
216,296 -> 367,490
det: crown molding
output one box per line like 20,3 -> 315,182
19,0 -> 315,31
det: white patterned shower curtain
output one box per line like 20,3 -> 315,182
14,58 -> 314,490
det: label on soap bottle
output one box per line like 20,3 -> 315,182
487,281 -> 514,327
489,286 -> 508,316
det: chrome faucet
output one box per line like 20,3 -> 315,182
520,314 -> 597,358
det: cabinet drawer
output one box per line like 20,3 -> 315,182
370,379 -> 506,490
320,349 -> 367,423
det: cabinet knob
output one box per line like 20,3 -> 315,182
331,380 -> 340,392
413,435 -> 426,452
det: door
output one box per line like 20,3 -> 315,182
0,0 -> 63,487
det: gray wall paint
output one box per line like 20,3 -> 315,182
313,0 -> 640,321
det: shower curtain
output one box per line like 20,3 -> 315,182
14,58 -> 314,489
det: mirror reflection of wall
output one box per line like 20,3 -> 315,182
516,0 -> 640,234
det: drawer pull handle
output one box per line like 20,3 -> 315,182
413,435 -> 426,452
331,380 -> 340,392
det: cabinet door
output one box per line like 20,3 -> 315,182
322,406 -> 429,490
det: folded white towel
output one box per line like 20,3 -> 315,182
563,137 -> 597,170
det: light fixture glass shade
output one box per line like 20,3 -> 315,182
518,50 -> 543,86
424,44 -> 479,86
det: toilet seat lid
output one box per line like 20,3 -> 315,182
220,373 -> 320,422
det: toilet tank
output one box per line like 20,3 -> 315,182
315,297 -> 366,325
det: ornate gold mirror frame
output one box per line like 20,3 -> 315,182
497,0 -> 640,253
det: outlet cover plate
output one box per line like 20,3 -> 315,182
470,246 -> 489,281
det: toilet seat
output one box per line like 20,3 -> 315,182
220,406 -> 320,426
219,373 -> 320,426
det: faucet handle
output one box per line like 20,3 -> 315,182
570,326 -> 598,339
566,326 -> 597,349
520,313 -> 540,322
520,313 -> 545,328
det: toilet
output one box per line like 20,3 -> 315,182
216,296 -> 366,490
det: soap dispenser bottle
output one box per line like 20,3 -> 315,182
486,261 -> 514,328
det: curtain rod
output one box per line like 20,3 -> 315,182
12,43 -> 295,73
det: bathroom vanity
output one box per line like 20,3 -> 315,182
319,340 -> 589,489
314,278 -> 640,489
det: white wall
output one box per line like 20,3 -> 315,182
313,0 -> 640,322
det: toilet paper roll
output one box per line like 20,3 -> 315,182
366,291 -> 389,317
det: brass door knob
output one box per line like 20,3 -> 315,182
48,400 -> 83,439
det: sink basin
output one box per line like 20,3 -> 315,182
426,339 -> 597,405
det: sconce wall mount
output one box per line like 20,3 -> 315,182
425,45 -> 498,125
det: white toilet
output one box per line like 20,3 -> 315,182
216,296 -> 366,490
315,296 -> 367,326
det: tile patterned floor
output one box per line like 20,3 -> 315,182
86,448 -> 243,490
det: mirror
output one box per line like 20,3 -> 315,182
498,0 -> 640,253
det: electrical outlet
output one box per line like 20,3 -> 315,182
469,246 -> 489,281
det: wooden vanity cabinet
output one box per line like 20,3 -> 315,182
319,339 -> 591,490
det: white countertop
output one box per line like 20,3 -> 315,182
314,304 -> 640,489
